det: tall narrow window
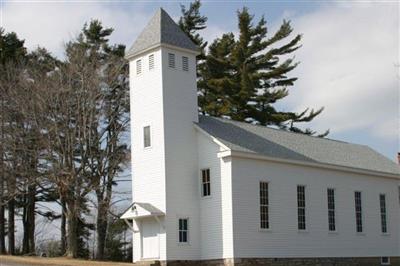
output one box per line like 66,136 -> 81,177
260,182 -> 269,229
182,56 -> 189,71
178,218 -> 188,243
354,191 -> 363,233
168,53 -> 175,68
136,59 -> 142,75
380,194 -> 387,233
327,188 -> 336,231
297,185 -> 306,230
201,169 -> 211,197
143,126 -> 151,148
149,54 -> 154,70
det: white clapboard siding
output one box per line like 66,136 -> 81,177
230,157 -> 400,258
130,48 -> 167,261
161,47 -> 201,261
196,131 -> 235,259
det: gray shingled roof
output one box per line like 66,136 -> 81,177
196,116 -> 400,176
126,8 -> 198,58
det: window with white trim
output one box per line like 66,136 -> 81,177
297,185 -> 306,230
355,191 -> 363,233
327,188 -> 336,231
149,54 -> 154,70
201,169 -> 211,197
380,194 -> 387,233
381,256 -> 390,265
168,53 -> 175,68
136,59 -> 142,75
143,126 -> 151,148
178,218 -> 188,243
260,182 -> 269,229
182,56 -> 189,71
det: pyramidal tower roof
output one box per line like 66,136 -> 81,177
126,8 -> 198,59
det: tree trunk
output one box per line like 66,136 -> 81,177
66,205 -> 78,258
0,96 -> 6,255
8,198 -> 15,255
96,169 -> 114,260
27,184 -> 35,253
60,196 -> 67,255
0,200 -> 5,254
22,185 -> 35,254
96,199 -> 108,260
22,193 -> 29,254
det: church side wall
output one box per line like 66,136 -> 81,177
230,157 -> 400,258
197,132 -> 234,260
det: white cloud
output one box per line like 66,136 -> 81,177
2,2 -> 232,57
203,24 -> 230,44
2,2 -> 150,58
281,3 -> 399,140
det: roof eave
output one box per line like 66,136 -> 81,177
194,123 -> 231,151
218,150 -> 400,180
125,43 -> 200,60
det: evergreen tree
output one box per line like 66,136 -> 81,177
198,33 -> 236,116
178,0 -> 208,59
104,218 -> 131,262
0,28 -> 27,65
76,217 -> 94,259
183,5 -> 327,136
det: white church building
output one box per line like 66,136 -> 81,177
121,8 -> 400,266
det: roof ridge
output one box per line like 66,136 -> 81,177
197,115 -> 400,176
200,115 -> 349,145
126,8 -> 198,58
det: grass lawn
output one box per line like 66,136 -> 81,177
0,255 -> 133,266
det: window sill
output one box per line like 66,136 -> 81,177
201,195 -> 212,200
141,257 -> 160,261
297,230 -> 309,234
381,233 -> 390,236
259,228 -> 272,233
356,232 -> 366,236
328,231 -> 339,235
177,242 -> 190,246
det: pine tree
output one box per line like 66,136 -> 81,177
181,5 -> 327,136
104,218 -> 131,262
178,0 -> 207,59
198,33 -> 236,116
0,28 -> 26,65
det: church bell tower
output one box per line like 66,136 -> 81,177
125,8 -> 200,262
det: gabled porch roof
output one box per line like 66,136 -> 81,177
120,202 -> 164,220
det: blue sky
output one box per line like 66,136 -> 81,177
1,0 -> 399,161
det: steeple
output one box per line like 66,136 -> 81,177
126,8 -> 198,59
127,7 -> 200,262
